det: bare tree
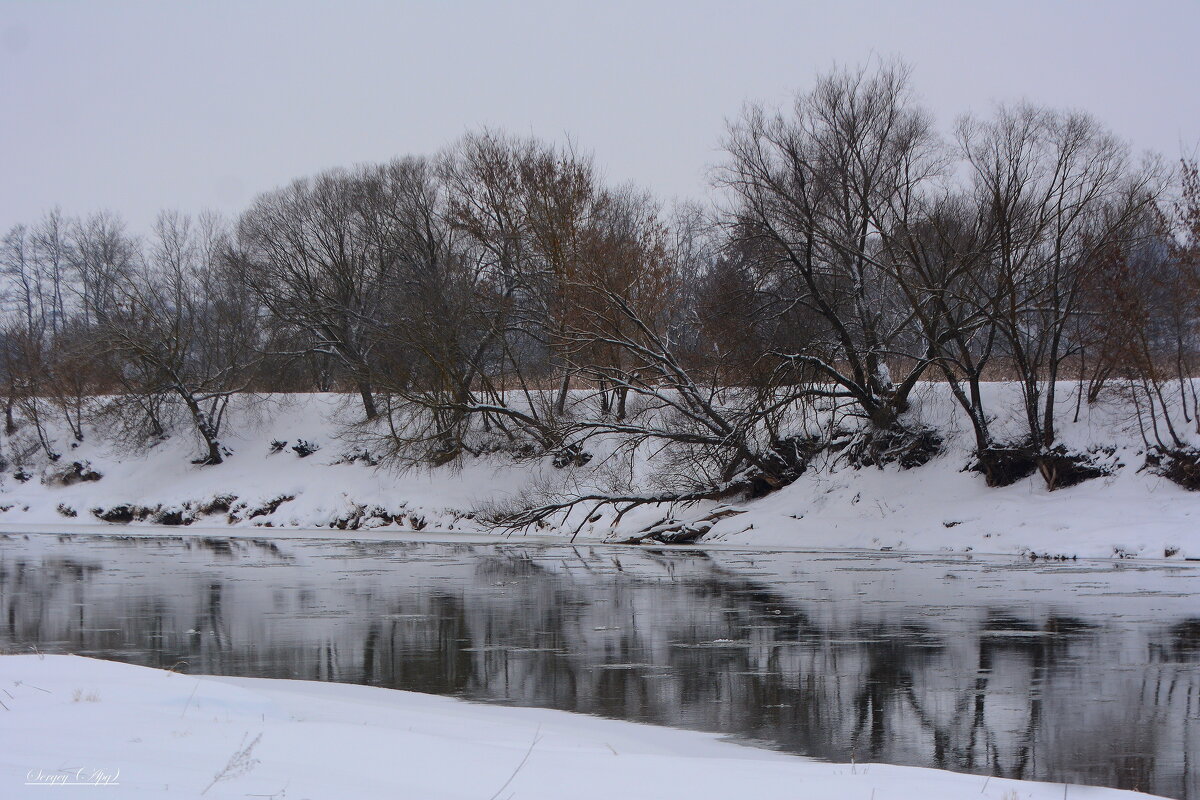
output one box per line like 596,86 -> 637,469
1,223 -> 59,458
959,103 -> 1163,487
1086,160 -> 1200,488
99,212 -> 260,465
68,211 -> 137,327
721,62 -> 945,449
237,168 -> 392,420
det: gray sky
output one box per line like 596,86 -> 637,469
3,0 -> 1198,231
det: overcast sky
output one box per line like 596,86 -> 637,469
2,0 -> 1198,231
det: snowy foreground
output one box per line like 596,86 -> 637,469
0,655 -> 1165,800
1,387 -> 1198,559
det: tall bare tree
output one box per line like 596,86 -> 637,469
959,104 -> 1163,486
721,62 -> 944,443
237,168 -> 393,420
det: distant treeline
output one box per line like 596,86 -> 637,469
3,63 -> 1198,513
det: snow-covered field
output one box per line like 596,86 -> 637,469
0,654 -> 1167,799
0,385 -> 1197,559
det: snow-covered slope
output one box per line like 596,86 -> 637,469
0,394 -> 536,534
0,655 -> 1168,799
0,387 -> 1197,559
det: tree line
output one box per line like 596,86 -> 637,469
3,63 -> 1198,519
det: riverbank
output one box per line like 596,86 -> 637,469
1,388 -> 1197,559
0,654 -> 1168,799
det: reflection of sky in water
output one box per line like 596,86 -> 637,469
1,534 -> 1198,799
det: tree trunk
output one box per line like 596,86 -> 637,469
179,390 -> 224,465
358,380 -> 378,421
554,371 -> 571,416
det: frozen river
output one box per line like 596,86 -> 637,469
1,533 -> 1197,798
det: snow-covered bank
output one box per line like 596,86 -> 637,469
0,655 -> 1165,799
1,388 -> 1198,559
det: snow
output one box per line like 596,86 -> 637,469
0,654 -> 1166,799
1,385 -> 1198,559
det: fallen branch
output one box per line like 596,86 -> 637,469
498,477 -> 753,543
615,506 -> 748,545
